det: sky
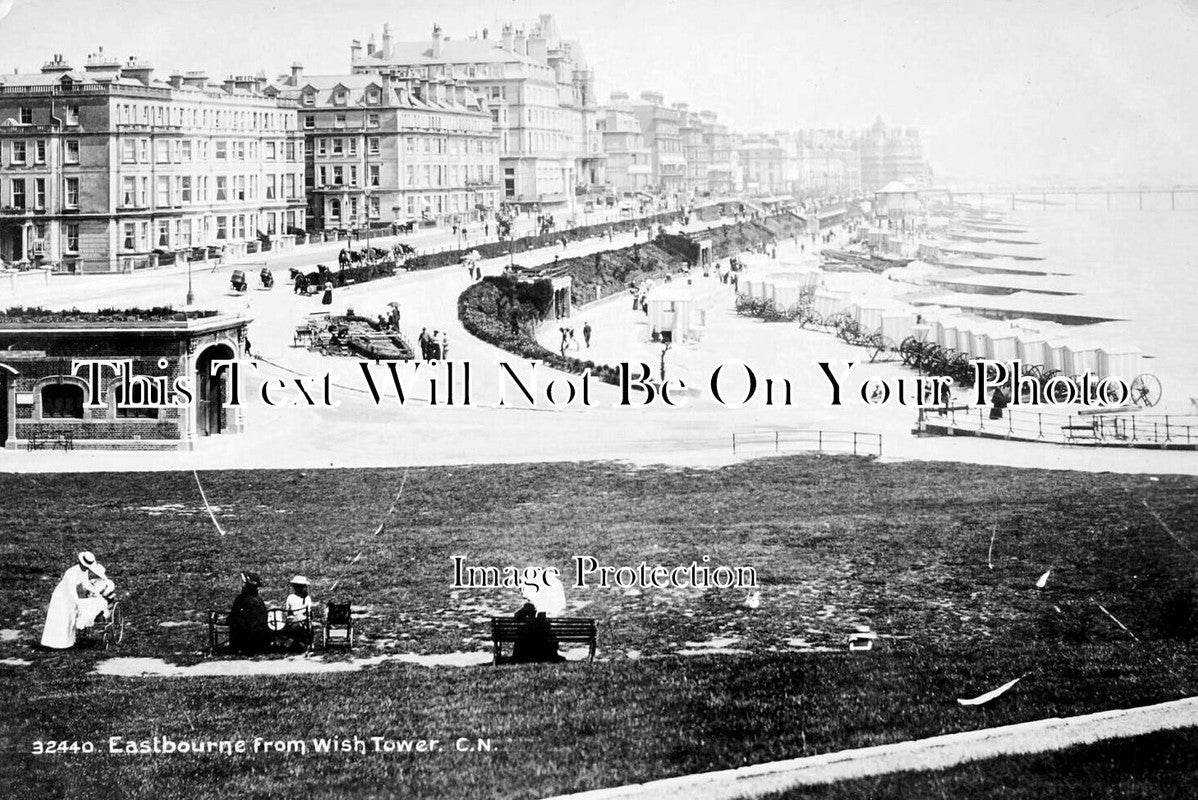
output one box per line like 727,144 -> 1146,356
1,0 -> 1195,186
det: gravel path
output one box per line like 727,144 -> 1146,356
541,696 -> 1198,799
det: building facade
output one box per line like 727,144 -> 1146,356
736,132 -> 788,196
793,128 -> 862,197
0,52 -> 305,274
599,93 -> 652,196
0,310 -> 249,450
269,68 -> 499,230
631,91 -> 685,198
858,117 -> 930,192
350,16 -> 600,213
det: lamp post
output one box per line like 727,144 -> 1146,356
185,258 -> 194,306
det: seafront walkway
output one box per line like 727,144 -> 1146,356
540,696 -> 1198,800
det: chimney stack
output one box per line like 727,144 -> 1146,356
351,39 -> 363,61
367,34 -> 375,56
432,23 -> 443,58
122,56 -> 155,86
501,24 -> 513,51
382,23 -> 393,59
182,71 -> 208,90
168,73 -> 184,89
514,29 -> 527,55
289,62 -> 303,85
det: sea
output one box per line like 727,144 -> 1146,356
963,196 -> 1198,414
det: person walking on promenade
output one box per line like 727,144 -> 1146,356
440,332 -> 449,359
583,321 -> 592,349
418,327 -> 431,360
429,330 -> 442,360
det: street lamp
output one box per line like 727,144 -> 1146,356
185,258 -> 194,306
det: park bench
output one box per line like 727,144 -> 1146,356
490,617 -> 597,666
26,431 -> 44,451
1062,422 -> 1098,441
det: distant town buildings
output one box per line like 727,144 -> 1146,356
0,20 -> 937,269
350,15 -> 602,215
0,51 -> 305,273
267,67 -> 499,230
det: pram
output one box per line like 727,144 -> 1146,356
259,267 -> 274,289
230,269 -> 248,293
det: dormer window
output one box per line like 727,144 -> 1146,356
366,89 -> 380,105
19,107 -> 32,125
334,91 -> 348,106
302,93 -> 315,106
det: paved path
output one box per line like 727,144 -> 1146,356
541,696 -> 1198,799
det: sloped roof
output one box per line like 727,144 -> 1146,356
877,180 -> 915,194
357,38 -> 542,68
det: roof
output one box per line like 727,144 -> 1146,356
877,180 -> 915,194
355,38 -> 543,68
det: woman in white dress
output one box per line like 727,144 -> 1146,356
40,551 -> 106,649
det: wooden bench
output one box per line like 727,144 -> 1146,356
490,617 -> 597,665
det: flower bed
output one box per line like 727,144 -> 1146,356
0,306 -> 219,323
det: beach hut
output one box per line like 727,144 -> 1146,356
647,281 -> 719,343
1044,341 -> 1068,373
986,331 -> 1020,362
955,327 -> 974,357
881,312 -> 916,344
1097,346 -> 1143,381
1017,335 -> 1049,368
1062,342 -> 1100,377
855,303 -> 886,333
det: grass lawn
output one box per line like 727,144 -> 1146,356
1,457 -> 1196,798
762,728 -> 1198,800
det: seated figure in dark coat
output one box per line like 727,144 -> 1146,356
511,603 -> 566,664
228,571 -> 271,655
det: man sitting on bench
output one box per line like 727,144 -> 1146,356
511,603 -> 565,664
279,575 -> 313,651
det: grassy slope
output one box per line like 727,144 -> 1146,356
1,457 -> 1196,799
763,729 -> 1198,800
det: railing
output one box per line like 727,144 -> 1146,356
917,407 -> 1198,448
731,430 -> 882,457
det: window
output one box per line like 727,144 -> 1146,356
35,140 -> 46,164
216,216 -> 228,239
332,165 -> 344,185
349,165 -> 358,186
368,113 -> 379,128
368,136 -> 380,155
317,138 -> 327,156
334,114 -> 346,129
286,141 -> 296,161
285,173 -> 296,198
180,176 -> 192,203
34,178 -> 45,209
138,139 -> 149,162
216,176 -> 227,201
266,141 -> 276,160
19,107 -> 32,125
404,137 -> 414,154
266,174 -> 276,200
12,141 -> 27,164
156,176 -> 170,206
66,105 -> 79,125
369,196 -> 380,217
180,140 -> 191,161
332,138 -> 343,155
157,220 -> 170,247
215,140 -> 227,160
334,91 -> 348,106
65,139 -> 80,163
123,222 -> 136,250
367,89 -> 380,105
317,166 -> 327,187
121,177 -> 135,207
155,139 -> 169,163
235,175 -> 246,201
235,141 -> 246,161
328,198 -> 341,220
304,115 -> 315,129
65,177 -> 79,208
369,164 -> 380,187
114,382 -> 159,419
41,384 -> 84,419
64,223 -> 79,253
10,178 -> 25,209
302,93 -> 315,106
348,138 -> 357,156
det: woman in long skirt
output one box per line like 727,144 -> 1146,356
322,280 -> 333,306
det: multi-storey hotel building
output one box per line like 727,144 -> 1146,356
268,68 -> 499,230
0,51 -> 305,274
